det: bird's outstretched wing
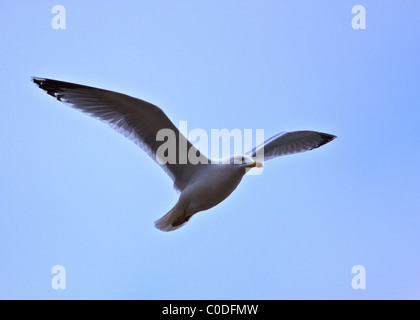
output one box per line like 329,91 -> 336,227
246,130 -> 336,161
32,77 -> 208,191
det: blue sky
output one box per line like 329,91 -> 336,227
0,1 -> 419,299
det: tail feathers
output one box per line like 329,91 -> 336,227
154,203 -> 190,232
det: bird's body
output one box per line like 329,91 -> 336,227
32,77 -> 336,232
156,163 -> 246,231
182,164 -> 244,213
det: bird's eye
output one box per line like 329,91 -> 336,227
241,156 -> 245,162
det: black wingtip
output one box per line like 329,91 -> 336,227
31,77 -> 65,100
321,132 -> 337,142
32,76 -> 44,87
311,132 -> 337,150
31,76 -> 46,83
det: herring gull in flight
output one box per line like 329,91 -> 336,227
32,77 -> 336,231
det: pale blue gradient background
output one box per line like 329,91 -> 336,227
1,1 -> 419,299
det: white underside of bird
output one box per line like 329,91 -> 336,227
155,159 -> 259,231
32,77 -> 336,232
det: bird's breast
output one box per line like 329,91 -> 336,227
181,165 -> 245,213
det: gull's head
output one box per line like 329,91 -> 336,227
230,155 -> 263,168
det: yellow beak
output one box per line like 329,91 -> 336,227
249,161 -> 263,168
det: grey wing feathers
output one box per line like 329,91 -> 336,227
32,77 -> 207,191
247,130 -> 336,161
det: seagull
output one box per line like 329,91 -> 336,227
32,77 -> 336,232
